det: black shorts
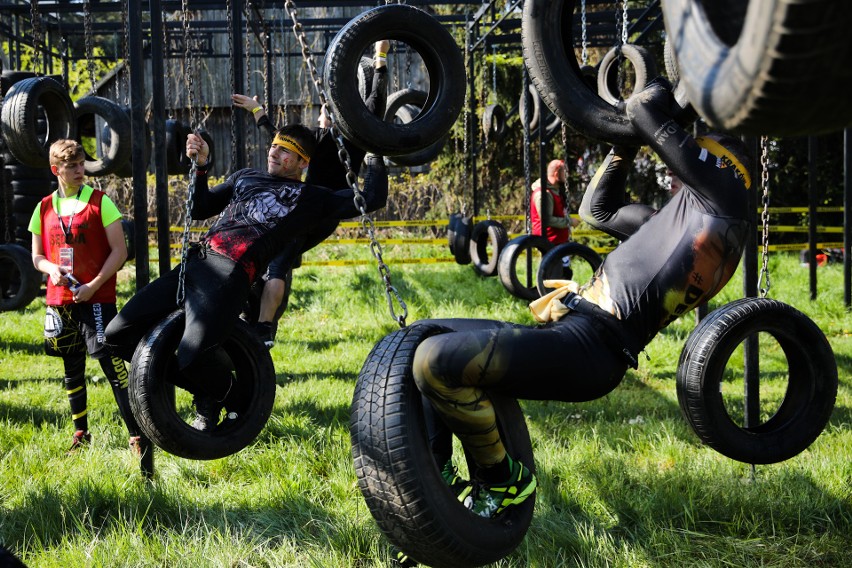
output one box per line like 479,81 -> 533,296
44,303 -> 118,359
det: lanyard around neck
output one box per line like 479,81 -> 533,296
53,186 -> 86,244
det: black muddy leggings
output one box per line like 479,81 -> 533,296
105,247 -> 250,400
412,315 -> 630,468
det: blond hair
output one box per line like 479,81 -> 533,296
49,139 -> 84,167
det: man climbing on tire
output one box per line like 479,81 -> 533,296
105,124 -> 388,431
231,39 -> 391,348
411,78 -> 752,519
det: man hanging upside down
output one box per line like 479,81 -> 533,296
412,78 -> 753,518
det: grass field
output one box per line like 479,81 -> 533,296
1,246 -> 850,567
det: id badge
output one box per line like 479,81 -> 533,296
59,246 -> 74,274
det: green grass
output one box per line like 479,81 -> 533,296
1,248 -> 850,567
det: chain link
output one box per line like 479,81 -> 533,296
757,136 -> 772,297
283,0 -> 407,327
580,0 -> 589,65
522,71 -> 532,235
121,0 -> 129,106
29,1 -> 43,74
622,0 -> 629,45
227,0 -> 238,172
84,1 -> 96,92
181,0 -> 197,128
176,160 -> 199,306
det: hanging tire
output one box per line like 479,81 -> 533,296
351,324 -> 535,568
663,0 -> 852,136
324,4 -> 465,156
518,84 -> 547,132
498,235 -> 553,301
177,128 -> 215,175
469,220 -> 508,277
129,310 -> 277,460
74,96 -> 132,177
535,242 -> 602,296
165,119 -> 191,175
356,55 -> 375,102
451,214 -> 472,265
383,91 -> 446,167
676,298 -> 838,464
0,77 -> 77,167
0,243 -> 41,312
596,44 -> 658,106
482,103 -> 507,143
522,0 -> 692,145
103,106 -> 151,178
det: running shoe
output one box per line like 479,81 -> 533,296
441,460 -> 472,501
391,548 -> 418,567
67,430 -> 91,453
191,394 -> 223,431
464,456 -> 536,518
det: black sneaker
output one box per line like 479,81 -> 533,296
191,393 -> 223,431
253,321 -> 274,349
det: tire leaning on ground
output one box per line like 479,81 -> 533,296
469,220 -> 508,277
351,324 -> 535,568
498,235 -> 553,301
324,3 -> 466,156
535,241 -> 602,296
662,0 -> 852,136
0,76 -> 77,167
676,298 -> 838,464
451,214 -> 472,265
74,96 -> 132,176
0,243 -> 42,311
129,310 -> 276,460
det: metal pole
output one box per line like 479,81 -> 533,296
128,0 -> 149,288
743,137 -> 760,431
150,0 -> 171,277
468,27 -> 479,218
808,136 -> 818,300
844,129 -> 851,308
231,0 -> 246,172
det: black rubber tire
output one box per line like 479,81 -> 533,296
0,544 -> 28,568
121,219 -> 135,262
469,220 -> 508,278
0,69 -> 37,96
596,44 -> 658,106
356,55 -> 375,102
451,214 -> 472,265
498,235 -> 553,301
11,193 -> 43,215
447,213 -> 459,254
0,77 -> 77,167
482,103 -> 507,144
165,119 -> 191,175
324,4 -> 465,157
518,84 -> 546,132
0,243 -> 41,312
129,310 -> 277,460
676,298 -> 838,464
662,0 -> 852,136
177,129 -> 215,175
74,96 -> 132,177
383,93 -> 445,166
535,242 -> 602,296
351,324 -> 535,568
10,178 -> 52,199
104,106 -> 151,178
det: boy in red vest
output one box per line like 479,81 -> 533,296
29,139 -> 149,458
530,158 -> 579,245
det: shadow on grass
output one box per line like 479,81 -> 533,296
0,339 -> 43,357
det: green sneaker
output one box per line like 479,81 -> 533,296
441,460 -> 472,501
465,456 -> 537,518
391,548 -> 418,567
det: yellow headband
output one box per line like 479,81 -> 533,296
272,133 -> 310,163
696,136 -> 751,189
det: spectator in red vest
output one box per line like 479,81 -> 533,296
530,158 -> 580,244
29,139 -> 149,459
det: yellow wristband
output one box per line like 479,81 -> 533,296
377,52 -> 387,58
251,106 -> 263,114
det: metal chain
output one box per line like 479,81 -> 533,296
622,0 -> 629,45
84,1 -> 96,92
181,0 -> 197,128
163,13 -> 174,119
281,18 -> 290,126
522,71 -> 532,235
283,0 -> 408,327
176,161 -> 199,306
491,44 -> 497,104
461,20 -> 471,215
581,0 -> 588,66
616,0 -> 626,98
757,135 -> 772,297
405,44 -> 412,89
245,4 -> 252,96
227,0 -> 237,171
121,0 -> 129,106
29,1 -> 43,74
176,0 -> 200,305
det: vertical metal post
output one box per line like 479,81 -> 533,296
150,0 -> 171,277
128,0 -> 149,288
808,136 -> 818,300
844,129 -> 851,308
231,0 -> 246,172
265,31 -> 273,120
743,137 -> 760,433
